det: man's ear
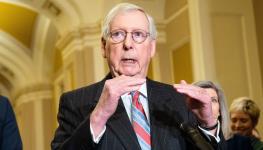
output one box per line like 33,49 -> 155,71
101,38 -> 106,58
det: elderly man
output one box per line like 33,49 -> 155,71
52,3 -> 224,150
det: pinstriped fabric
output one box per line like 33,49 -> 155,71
131,91 -> 151,150
52,77 -> 211,150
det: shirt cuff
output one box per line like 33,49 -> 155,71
90,123 -> 106,143
198,120 -> 221,143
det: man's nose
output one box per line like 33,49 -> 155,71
123,33 -> 133,50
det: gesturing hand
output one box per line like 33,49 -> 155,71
173,80 -> 217,128
97,75 -> 145,118
90,75 -> 146,136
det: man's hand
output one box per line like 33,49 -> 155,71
90,75 -> 146,137
173,80 -> 217,130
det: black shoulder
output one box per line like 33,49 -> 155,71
0,95 -> 9,104
147,79 -> 184,98
147,79 -> 174,90
59,80 -> 105,108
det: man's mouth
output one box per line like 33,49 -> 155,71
121,58 -> 136,63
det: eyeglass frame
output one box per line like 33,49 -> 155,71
107,29 -> 151,44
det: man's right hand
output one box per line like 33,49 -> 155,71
90,75 -> 146,137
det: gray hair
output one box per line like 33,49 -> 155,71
193,80 -> 231,139
101,3 -> 157,40
230,97 -> 260,128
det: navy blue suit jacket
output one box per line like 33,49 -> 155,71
0,96 -> 22,150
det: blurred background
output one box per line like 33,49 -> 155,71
0,0 -> 262,149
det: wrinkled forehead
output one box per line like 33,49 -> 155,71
110,9 -> 149,30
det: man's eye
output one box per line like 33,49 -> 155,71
133,31 -> 144,37
112,31 -> 124,37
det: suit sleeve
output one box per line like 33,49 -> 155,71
0,96 -> 22,150
51,93 -> 98,150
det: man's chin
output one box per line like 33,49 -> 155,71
119,70 -> 140,77
121,72 -> 136,77
114,68 -> 145,77
112,67 -> 137,77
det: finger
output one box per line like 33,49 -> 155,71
115,76 -> 146,87
173,84 -> 198,92
122,85 -> 143,93
176,88 -> 201,98
119,78 -> 146,93
107,76 -> 146,96
173,80 -> 187,88
180,80 -> 187,85
175,88 -> 208,103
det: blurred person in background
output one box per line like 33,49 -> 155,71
229,97 -> 263,150
0,95 -> 22,150
193,81 -> 231,140
193,81 -> 253,150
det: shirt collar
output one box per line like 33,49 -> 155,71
138,82 -> 147,97
122,82 -> 147,97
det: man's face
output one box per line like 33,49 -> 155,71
102,10 -> 156,78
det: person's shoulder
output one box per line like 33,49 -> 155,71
0,95 -> 11,108
0,95 -> 8,101
232,134 -> 251,141
66,80 -> 103,95
227,134 -> 252,146
250,136 -> 263,149
0,96 -> 13,121
147,78 -> 183,96
59,79 -> 105,106
147,78 -> 173,90
227,134 -> 253,150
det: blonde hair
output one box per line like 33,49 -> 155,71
230,97 -> 260,127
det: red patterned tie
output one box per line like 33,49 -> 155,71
131,91 -> 151,150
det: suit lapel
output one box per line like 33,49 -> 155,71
107,99 -> 141,150
147,80 -> 164,150
147,79 -> 170,150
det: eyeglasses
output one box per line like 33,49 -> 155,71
109,29 -> 150,44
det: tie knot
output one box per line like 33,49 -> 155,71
131,91 -> 140,103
